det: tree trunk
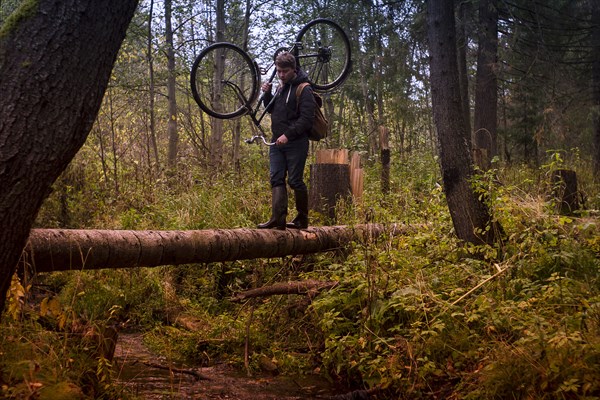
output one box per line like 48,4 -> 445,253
456,0 -> 472,142
107,88 -> 120,196
146,0 -> 160,170
358,56 -> 378,157
232,0 -> 253,174
592,0 -> 600,179
375,34 -> 386,131
380,126 -> 390,194
0,0 -> 138,318
209,0 -> 226,169
22,224 -> 410,273
473,0 -> 499,170
165,0 -> 179,169
427,0 -> 498,244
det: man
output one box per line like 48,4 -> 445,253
257,52 -> 316,230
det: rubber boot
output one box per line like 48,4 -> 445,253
286,190 -> 309,229
257,186 -> 288,230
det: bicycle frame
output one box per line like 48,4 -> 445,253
243,42 -> 304,146
191,18 -> 352,145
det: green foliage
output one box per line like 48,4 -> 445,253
8,148 -> 600,399
302,156 -> 600,398
5,0 -> 600,397
0,278 -> 131,398
55,269 -> 166,326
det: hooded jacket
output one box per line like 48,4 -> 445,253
263,69 -> 316,142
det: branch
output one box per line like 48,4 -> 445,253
138,361 -> 211,381
231,280 -> 339,302
451,264 -> 512,306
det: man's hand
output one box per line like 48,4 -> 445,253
276,134 -> 288,146
261,82 -> 272,93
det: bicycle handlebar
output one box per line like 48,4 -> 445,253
245,135 -> 275,146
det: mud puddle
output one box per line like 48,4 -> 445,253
114,333 -> 343,399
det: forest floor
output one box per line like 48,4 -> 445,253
114,333 -> 345,399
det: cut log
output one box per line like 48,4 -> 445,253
309,164 -> 351,220
551,169 -> 580,215
231,280 -> 339,302
315,148 -> 349,164
310,149 -> 363,220
22,224 -> 409,273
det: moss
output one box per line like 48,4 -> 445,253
0,0 -> 39,40
38,381 -> 86,400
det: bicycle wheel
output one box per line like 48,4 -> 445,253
294,19 -> 352,92
190,42 -> 259,119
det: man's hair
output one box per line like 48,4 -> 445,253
275,52 -> 296,70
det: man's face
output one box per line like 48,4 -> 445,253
277,66 -> 296,84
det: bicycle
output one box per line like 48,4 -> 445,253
190,18 -> 352,145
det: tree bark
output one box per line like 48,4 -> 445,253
551,169 -> 580,216
427,0 -> 498,244
358,56 -> 378,157
473,0 -> 499,170
232,0 -> 253,174
107,88 -> 121,196
22,224 -> 409,273
165,0 -> 179,168
231,280 -> 339,302
592,0 -> 600,179
309,164 -> 352,221
456,0 -> 472,142
146,0 -> 160,170
0,0 -> 138,317
209,0 -> 226,170
380,126 -> 390,194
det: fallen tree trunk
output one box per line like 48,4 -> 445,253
139,361 -> 210,381
22,224 -> 408,273
231,280 -> 339,302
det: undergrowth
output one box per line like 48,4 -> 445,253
2,150 -> 600,399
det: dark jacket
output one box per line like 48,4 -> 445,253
263,69 -> 316,142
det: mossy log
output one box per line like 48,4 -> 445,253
22,224 -> 408,273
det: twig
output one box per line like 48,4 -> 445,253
244,304 -> 255,377
451,264 -> 512,306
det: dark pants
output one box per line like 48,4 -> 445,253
269,136 -> 309,191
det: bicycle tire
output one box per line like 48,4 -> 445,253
294,19 -> 352,92
190,42 -> 259,119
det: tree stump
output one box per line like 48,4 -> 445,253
551,169 -> 580,215
309,163 -> 351,221
380,126 -> 390,193
350,152 -> 364,201
309,149 -> 363,222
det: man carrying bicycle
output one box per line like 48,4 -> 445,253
257,52 -> 316,230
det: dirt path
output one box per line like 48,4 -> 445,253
113,333 -> 342,399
